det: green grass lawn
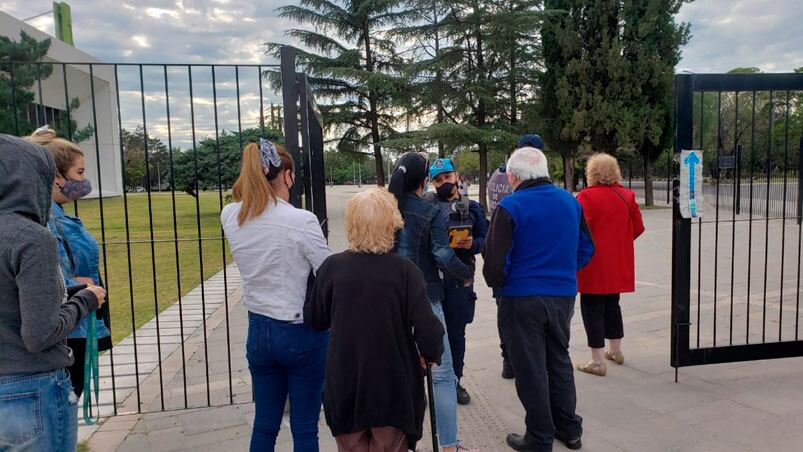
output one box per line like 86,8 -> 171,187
66,192 -> 231,343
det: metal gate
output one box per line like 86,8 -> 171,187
671,73 -> 803,375
1,47 -> 327,417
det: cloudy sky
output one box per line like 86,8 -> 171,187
2,0 -> 802,149
3,0 -> 802,72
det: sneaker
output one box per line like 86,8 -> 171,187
456,383 -> 471,405
501,360 -> 515,379
576,360 -> 607,376
605,350 -> 625,365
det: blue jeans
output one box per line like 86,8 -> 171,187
0,368 -> 77,452
430,300 -> 458,448
246,312 -> 328,452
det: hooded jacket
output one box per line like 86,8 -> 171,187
0,134 -> 98,375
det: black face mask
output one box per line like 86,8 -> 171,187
436,182 -> 457,200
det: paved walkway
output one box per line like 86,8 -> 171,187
87,186 -> 803,452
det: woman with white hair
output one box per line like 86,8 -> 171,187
306,188 -> 444,451
575,153 -> 644,377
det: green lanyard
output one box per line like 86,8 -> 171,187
83,317 -> 100,425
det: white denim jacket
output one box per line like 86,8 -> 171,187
221,198 -> 330,322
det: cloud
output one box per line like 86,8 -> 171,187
677,0 -> 803,72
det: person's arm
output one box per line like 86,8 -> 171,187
469,201 -> 489,255
482,206 -> 514,288
304,258 -> 332,331
630,192 -> 645,239
577,205 -> 595,270
429,209 -> 473,281
14,229 -> 98,353
49,220 -> 79,287
302,214 -> 331,275
406,265 -> 444,364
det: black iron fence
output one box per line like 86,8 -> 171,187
1,50 -> 327,417
672,73 -> 803,375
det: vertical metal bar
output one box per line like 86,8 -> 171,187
712,91 -> 722,346
188,66 -> 211,407
696,91 -> 704,348
138,65 -> 166,410
61,63 -> 79,216
281,47 -> 302,207
729,92 -> 739,345
163,65 -> 188,408
9,64 -> 20,135
671,74 -> 693,373
211,66 -> 234,404
61,64 -> 73,141
36,64 -> 45,126
778,90 -> 791,342
258,66 -> 266,136
298,75 -> 313,212
88,64 -> 111,416
762,91 -> 773,342
797,134 -> 803,340
114,64 -> 140,413
746,91 -> 756,343
667,151 -> 671,204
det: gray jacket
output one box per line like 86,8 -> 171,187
0,134 -> 98,375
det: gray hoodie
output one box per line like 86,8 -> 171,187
0,134 -> 98,375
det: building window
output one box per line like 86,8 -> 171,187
26,104 -> 65,130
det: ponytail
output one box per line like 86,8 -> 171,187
232,141 -> 294,225
387,152 -> 429,215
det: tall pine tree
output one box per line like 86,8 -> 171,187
621,0 -> 690,205
267,0 -> 414,186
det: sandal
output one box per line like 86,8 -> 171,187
605,350 -> 625,365
576,360 -> 607,376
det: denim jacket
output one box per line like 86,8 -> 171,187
394,193 -> 473,302
48,202 -> 111,340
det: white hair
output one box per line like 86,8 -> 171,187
506,147 -> 550,181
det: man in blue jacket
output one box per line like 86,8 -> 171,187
483,146 -> 594,452
427,158 -> 489,405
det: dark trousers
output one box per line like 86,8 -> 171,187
246,311 -> 328,452
495,298 -> 509,361
579,294 -> 624,349
498,296 -> 583,451
441,283 -> 476,380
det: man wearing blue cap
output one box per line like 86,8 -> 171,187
427,158 -> 489,406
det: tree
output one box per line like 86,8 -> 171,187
173,128 -> 284,197
620,0 -> 690,205
121,126 -> 170,190
0,31 -> 93,140
267,0 -> 413,186
538,0 -> 582,190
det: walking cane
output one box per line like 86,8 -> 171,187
426,364 -> 439,452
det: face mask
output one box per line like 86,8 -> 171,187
60,178 -> 93,201
436,182 -> 457,200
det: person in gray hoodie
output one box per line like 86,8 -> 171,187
0,134 -> 106,452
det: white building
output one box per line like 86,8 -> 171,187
1,10 -> 123,197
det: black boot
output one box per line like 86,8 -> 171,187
505,433 -> 538,451
557,436 -> 583,450
502,360 -> 515,379
456,382 -> 471,405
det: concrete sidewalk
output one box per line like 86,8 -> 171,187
88,187 -> 803,452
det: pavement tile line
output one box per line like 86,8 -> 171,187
79,264 -> 242,441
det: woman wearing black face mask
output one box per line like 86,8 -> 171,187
26,127 -> 112,407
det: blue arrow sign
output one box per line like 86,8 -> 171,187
683,151 -> 701,217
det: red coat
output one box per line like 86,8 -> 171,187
576,183 -> 645,294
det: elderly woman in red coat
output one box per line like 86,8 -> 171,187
575,154 -> 645,377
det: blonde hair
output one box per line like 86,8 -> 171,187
25,127 -> 84,176
586,153 -> 622,186
231,141 -> 294,225
345,188 -> 404,254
